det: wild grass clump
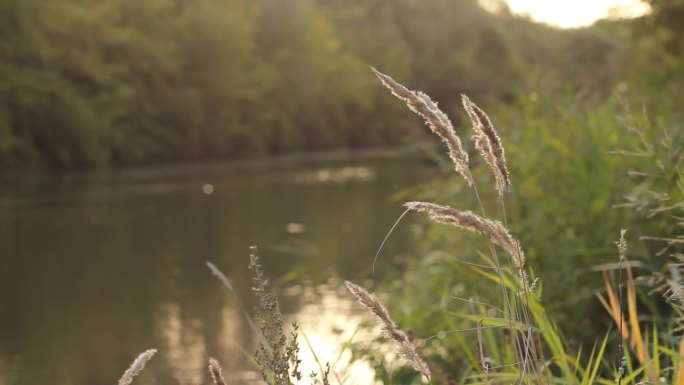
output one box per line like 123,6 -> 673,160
341,68 -> 684,385
615,108 -> 683,274
348,68 -> 546,384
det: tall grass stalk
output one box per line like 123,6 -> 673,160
617,230 -> 627,385
366,67 -> 545,384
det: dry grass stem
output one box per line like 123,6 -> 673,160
118,349 -> 157,385
405,201 -> 528,286
206,261 -> 233,292
345,280 -> 431,379
208,358 -> 227,385
371,67 -> 472,186
461,94 -> 511,195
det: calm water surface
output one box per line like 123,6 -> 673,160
0,152 -> 434,385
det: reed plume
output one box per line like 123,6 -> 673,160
345,280 -> 431,379
208,358 -> 227,385
405,201 -> 528,286
371,67 -> 472,187
461,94 -> 511,195
117,349 -> 157,385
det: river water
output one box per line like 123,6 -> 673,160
0,150 -> 435,385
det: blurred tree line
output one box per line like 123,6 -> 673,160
0,0 -> 680,170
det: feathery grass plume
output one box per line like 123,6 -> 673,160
345,280 -> 431,379
405,201 -> 528,286
461,94 -> 511,195
371,67 -> 472,187
208,358 -> 227,385
117,349 -> 157,385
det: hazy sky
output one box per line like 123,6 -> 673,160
504,0 -> 650,28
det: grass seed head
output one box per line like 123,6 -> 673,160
345,281 -> 431,379
405,201 -> 528,287
371,67 -> 472,187
461,94 -> 511,195
208,358 -> 227,385
118,349 -> 157,385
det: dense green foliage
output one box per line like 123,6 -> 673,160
0,0 -> 632,170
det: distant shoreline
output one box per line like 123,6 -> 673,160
0,143 -> 436,187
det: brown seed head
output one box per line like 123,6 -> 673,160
345,281 -> 431,379
372,67 -> 472,187
405,201 -> 527,286
461,94 -> 511,195
208,358 -> 227,385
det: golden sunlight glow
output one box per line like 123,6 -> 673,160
292,284 -> 381,385
504,0 -> 650,28
156,302 -> 207,385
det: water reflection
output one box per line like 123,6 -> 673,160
291,282 -> 378,385
0,348 -> 19,385
293,166 -> 375,184
215,303 -> 254,383
155,303 -> 206,385
121,283 -> 379,385
0,153 -> 434,385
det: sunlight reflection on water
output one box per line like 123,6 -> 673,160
0,154 -> 432,385
292,283 -> 379,385
145,281 -> 379,385
0,348 -> 19,385
294,166 -> 375,184
156,303 -> 207,385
